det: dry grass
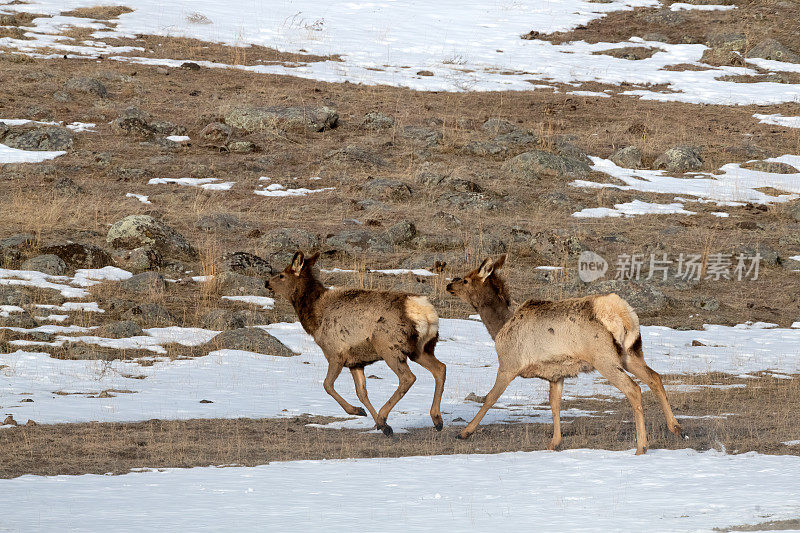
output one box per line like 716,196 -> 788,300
61,6 -> 134,20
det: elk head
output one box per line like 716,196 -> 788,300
266,250 -> 321,301
446,254 -> 507,307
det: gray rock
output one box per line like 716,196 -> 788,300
53,176 -> 83,196
107,215 -> 197,260
326,229 -> 392,254
21,254 -> 66,275
224,106 -> 338,133
0,311 -> 37,329
227,140 -> 256,153
150,121 -> 186,136
362,178 -> 413,201
362,112 -> 395,130
39,242 -> 113,269
123,303 -> 176,326
95,320 -> 144,339
461,141 -> 508,157
481,118 -> 518,135
205,327 -> 296,356
386,220 -> 417,244
120,271 -> 167,293
783,202 -> 800,222
198,122 -> 232,147
326,145 -> 386,167
505,150 -> 591,180
747,39 -> 800,64
401,126 -> 442,145
261,228 -> 320,266
432,211 -> 462,229
0,287 -> 32,306
127,246 -> 162,271
693,296 -> 720,312
438,191 -> 506,211
2,126 -> 74,151
469,233 -> 507,255
415,170 -> 448,187
196,213 -> 244,232
217,271 -> 270,296
200,309 -> 262,330
586,280 -> 668,313
610,146 -> 643,168
110,106 -> 154,136
222,252 -> 272,277
706,32 -> 747,52
414,233 -> 462,251
653,145 -> 703,172
64,77 -> 107,98
740,160 -> 798,174
494,130 -> 539,147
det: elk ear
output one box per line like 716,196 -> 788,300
305,251 -> 321,269
494,253 -> 507,271
477,257 -> 494,281
290,251 -> 305,274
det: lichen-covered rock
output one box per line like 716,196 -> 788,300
21,254 -> 67,275
747,39 -> 800,64
653,145 -> 703,172
386,220 -> 417,244
196,213 -> 244,232
205,327 -> 296,356
2,126 -> 74,151
123,302 -> 176,326
198,122 -> 232,147
326,229 -> 392,254
504,150 -> 591,180
362,112 -> 395,130
64,77 -> 108,98
224,106 -> 338,133
740,160 -> 798,174
95,320 -> 144,339
362,178 -> 413,201
481,118 -> 518,135
119,271 -> 167,293
260,228 -> 320,266
221,252 -> 272,277
39,243 -> 113,269
107,215 -> 197,260
610,146 -> 643,168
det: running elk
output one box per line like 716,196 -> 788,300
266,251 -> 446,436
446,254 -> 683,454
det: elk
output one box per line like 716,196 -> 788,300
446,254 -> 683,454
266,251 -> 446,436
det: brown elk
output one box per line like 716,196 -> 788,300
266,251 -> 446,436
446,254 -> 683,454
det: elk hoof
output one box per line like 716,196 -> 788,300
456,431 -> 471,440
380,424 -> 393,437
681,431 -> 690,441
434,421 -> 443,431
354,408 -> 367,417
635,447 -> 647,455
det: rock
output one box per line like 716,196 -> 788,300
432,211 -> 462,229
120,271 -> 167,293
3,415 -> 17,426
643,9 -> 685,25
181,61 -> 201,70
706,32 -> 746,52
21,254 -> 66,275
747,39 -> 800,64
227,140 -> 256,153
449,178 -> 482,193
494,130 -> 539,147
653,145 -> 702,172
196,213 -> 244,232
740,160 -> 798,174
386,220 -> 417,244
221,252 -> 272,277
414,233 -> 462,251
504,150 -> 591,180
481,118 -> 518,135
200,309 -> 261,330
39,243 -> 113,269
123,303 -> 176,326
326,229 -> 392,254
0,287 -> 32,306
0,311 -> 37,329
53,176 -> 83,196
415,170 -> 448,187
126,246 -> 162,271
693,296 -> 720,312
107,215 -> 197,260
217,272 -> 271,296
362,112 -> 395,130
198,122 -> 232,147
465,392 -> 487,403
260,228 -> 320,266
206,327 -> 295,356
2,126 -> 74,151
783,202 -> 800,222
468,233 -> 506,255
438,191 -> 506,211
150,121 -> 186,136
326,145 -> 386,167
700,48 -> 745,67
95,320 -> 144,339
362,178 -> 413,201
586,281 -> 667,313
416,70 -> 434,76
64,77 -> 107,98
461,141 -> 508,157
224,106 -> 338,133
610,146 -> 642,168
110,106 -> 154,136
401,126 -> 442,145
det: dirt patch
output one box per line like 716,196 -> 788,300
1,374 -> 798,478
61,6 -> 134,20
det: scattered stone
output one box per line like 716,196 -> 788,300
120,271 -> 167,293
2,125 -> 74,151
217,272 -> 271,296
326,229 -> 392,254
432,211 -> 462,229
401,125 -> 442,145
21,254 -> 66,275
693,296 -> 720,312
494,130 -> 539,147
0,311 -> 37,329
504,150 -> 591,180
362,178 -> 413,201
691,340 -> 706,347
107,215 -> 197,260
198,122 -> 232,147
126,246 -> 162,271
196,213 -> 244,232
0,287 -> 31,306
26,419 -> 36,426
227,140 -> 256,153
260,228 -> 320,266
222,252 -> 272,277
653,145 -> 703,172
595,46 -> 656,60
123,302 -> 176,326
706,32 -> 747,52
181,61 -> 201,70
416,70 -> 434,76
3,415 -> 17,426
200,309 -> 262,330
747,39 -> 800,64
481,118 -> 518,135
362,112 -> 395,130
461,140 -> 508,157
386,220 -> 417,244
740,161 -> 798,174
205,327 -> 296,356
327,145 -> 387,167
53,176 -> 83,196
39,242 -> 114,269
468,233 -> 506,255
610,146 -> 642,168
224,106 -> 338,133
438,191 -> 506,211
200,399 -> 213,403
64,77 -> 108,98
110,106 -> 154,136
95,320 -> 144,339
465,392 -> 486,403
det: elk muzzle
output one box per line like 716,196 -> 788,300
446,278 -> 461,294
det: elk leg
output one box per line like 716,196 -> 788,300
412,349 -> 447,431
458,370 -> 515,440
376,356 -> 417,436
595,360 -> 648,455
350,366 -> 378,422
623,355 -> 683,437
548,378 -> 564,450
323,359 -> 363,416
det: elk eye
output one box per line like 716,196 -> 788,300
462,279 -> 468,284
279,274 -> 285,279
